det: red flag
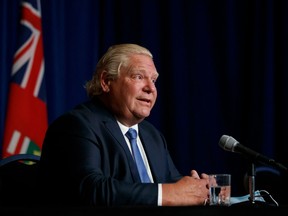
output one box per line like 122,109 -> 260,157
2,0 -> 47,158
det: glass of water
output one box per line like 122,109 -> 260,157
208,174 -> 231,206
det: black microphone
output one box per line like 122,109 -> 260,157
219,135 -> 288,172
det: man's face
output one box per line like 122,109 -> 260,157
107,54 -> 159,125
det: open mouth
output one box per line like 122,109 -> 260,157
138,98 -> 151,105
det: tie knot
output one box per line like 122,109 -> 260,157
126,128 -> 137,140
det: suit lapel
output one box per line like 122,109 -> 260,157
138,125 -> 161,182
104,120 -> 141,182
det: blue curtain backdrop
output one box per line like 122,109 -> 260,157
1,0 -> 288,197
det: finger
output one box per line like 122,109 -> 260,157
203,198 -> 209,206
200,173 -> 209,179
191,170 -> 200,179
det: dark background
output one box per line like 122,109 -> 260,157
1,0 -> 288,199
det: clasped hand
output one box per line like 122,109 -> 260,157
162,169 -> 209,206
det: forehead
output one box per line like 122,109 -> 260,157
127,54 -> 158,75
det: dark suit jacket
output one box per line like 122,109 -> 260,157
39,98 -> 182,206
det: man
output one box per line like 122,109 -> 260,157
39,44 -> 209,206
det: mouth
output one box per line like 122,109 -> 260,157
138,98 -> 152,105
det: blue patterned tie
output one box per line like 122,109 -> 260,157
125,128 -> 151,183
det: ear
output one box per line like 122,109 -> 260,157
100,71 -> 110,92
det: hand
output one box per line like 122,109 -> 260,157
191,169 -> 209,180
162,173 -> 209,206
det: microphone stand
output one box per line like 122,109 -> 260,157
248,162 -> 256,204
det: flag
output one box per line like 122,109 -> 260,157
2,0 -> 47,158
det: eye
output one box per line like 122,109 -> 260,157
132,74 -> 143,80
152,78 -> 157,84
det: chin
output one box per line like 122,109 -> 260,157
135,113 -> 149,120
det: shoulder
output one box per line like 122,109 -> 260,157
49,99 -> 114,128
139,120 -> 164,138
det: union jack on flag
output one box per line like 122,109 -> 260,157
2,0 -> 48,158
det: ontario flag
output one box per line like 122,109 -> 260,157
2,0 -> 47,158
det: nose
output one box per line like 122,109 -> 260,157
143,79 -> 157,93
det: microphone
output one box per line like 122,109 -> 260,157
219,135 -> 287,172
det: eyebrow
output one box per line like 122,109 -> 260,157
131,68 -> 159,76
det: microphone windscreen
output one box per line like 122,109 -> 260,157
219,135 -> 238,152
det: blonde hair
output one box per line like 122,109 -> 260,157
85,44 -> 153,98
